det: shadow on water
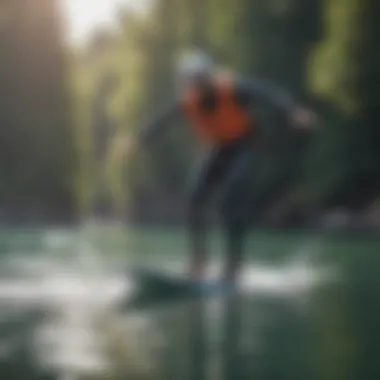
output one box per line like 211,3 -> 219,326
0,228 -> 378,380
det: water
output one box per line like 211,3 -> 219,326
0,226 -> 377,380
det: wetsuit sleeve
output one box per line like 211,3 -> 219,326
138,101 -> 181,144
234,77 -> 297,112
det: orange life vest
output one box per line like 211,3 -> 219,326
181,74 -> 251,144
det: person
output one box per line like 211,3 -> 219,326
124,50 -> 316,285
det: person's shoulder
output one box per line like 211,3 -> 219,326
231,75 -> 255,105
235,75 -> 263,89
214,71 -> 253,101
215,71 -> 246,98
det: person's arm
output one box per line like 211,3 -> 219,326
118,101 -> 180,158
235,77 -> 316,129
138,101 -> 180,144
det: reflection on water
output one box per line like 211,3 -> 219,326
0,228 -> 374,380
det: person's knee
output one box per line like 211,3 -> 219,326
188,190 -> 205,229
221,192 -> 239,225
220,190 -> 249,232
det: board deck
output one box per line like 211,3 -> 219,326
123,265 -> 235,310
130,266 -> 221,292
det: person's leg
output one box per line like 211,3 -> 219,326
219,140 -> 254,284
187,146 -> 227,279
215,141 -> 253,380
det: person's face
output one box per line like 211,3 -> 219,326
184,72 -> 212,89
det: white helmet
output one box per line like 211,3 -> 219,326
177,49 -> 214,84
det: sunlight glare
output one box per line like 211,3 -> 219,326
62,0 -> 149,45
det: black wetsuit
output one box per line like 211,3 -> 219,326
139,77 -> 296,282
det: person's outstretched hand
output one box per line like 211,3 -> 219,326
289,107 -> 317,130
